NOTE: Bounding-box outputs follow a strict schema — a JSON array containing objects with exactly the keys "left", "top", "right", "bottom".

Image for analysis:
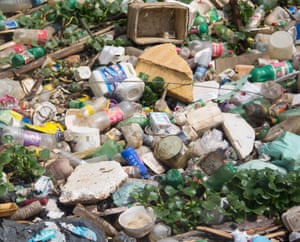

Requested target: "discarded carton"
[
  {"left": 127, "top": 2, "right": 189, "bottom": 45},
  {"left": 59, "top": 161, "right": 128, "bottom": 204},
  {"left": 222, "top": 113, "right": 255, "bottom": 160},
  {"left": 135, "top": 43, "right": 193, "bottom": 103},
  {"left": 186, "top": 102, "right": 224, "bottom": 134}
]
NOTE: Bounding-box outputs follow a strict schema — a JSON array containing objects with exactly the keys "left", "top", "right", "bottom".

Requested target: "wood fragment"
[
  {"left": 196, "top": 226, "right": 233, "bottom": 239},
  {"left": 73, "top": 203, "right": 118, "bottom": 237},
  {"left": 265, "top": 230, "right": 288, "bottom": 239}
]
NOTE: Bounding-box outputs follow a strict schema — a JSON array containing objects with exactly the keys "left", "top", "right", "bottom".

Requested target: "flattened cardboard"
[{"left": 135, "top": 43, "right": 193, "bottom": 103}]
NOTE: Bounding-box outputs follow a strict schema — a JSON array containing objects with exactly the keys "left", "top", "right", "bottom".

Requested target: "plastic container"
[
  {"left": 87, "top": 101, "right": 138, "bottom": 132},
  {"left": 13, "top": 26, "right": 56, "bottom": 45},
  {"left": 11, "top": 47, "right": 46, "bottom": 68},
  {"left": 77, "top": 96, "right": 108, "bottom": 117},
  {"left": 0, "top": 0, "right": 47, "bottom": 13},
  {"left": 268, "top": 31, "right": 294, "bottom": 60},
  {"left": 264, "top": 6, "right": 290, "bottom": 26},
  {"left": 65, "top": 127, "right": 100, "bottom": 152},
  {"left": 118, "top": 206, "right": 156, "bottom": 238},
  {"left": 0, "top": 19, "right": 18, "bottom": 31},
  {"left": 248, "top": 60, "right": 294, "bottom": 82},
  {"left": 0, "top": 126, "right": 61, "bottom": 150},
  {"left": 89, "top": 62, "right": 137, "bottom": 97},
  {"left": 113, "top": 77, "right": 145, "bottom": 102},
  {"left": 121, "top": 146, "right": 149, "bottom": 178},
  {"left": 0, "top": 44, "right": 28, "bottom": 60}
]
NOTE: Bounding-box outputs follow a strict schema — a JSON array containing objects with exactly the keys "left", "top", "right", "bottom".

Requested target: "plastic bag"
[{"left": 259, "top": 132, "right": 300, "bottom": 171}]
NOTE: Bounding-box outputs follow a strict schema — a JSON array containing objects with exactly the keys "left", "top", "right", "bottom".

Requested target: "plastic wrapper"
[{"left": 260, "top": 131, "right": 300, "bottom": 171}]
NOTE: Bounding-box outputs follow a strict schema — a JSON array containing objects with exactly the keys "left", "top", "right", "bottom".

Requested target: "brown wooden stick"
[
  {"left": 265, "top": 230, "right": 288, "bottom": 239},
  {"left": 73, "top": 203, "right": 118, "bottom": 237},
  {"left": 0, "top": 25, "right": 114, "bottom": 79},
  {"left": 196, "top": 226, "right": 233, "bottom": 239}
]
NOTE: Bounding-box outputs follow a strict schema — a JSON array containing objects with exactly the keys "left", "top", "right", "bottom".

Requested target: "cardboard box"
[{"left": 127, "top": 2, "right": 189, "bottom": 45}]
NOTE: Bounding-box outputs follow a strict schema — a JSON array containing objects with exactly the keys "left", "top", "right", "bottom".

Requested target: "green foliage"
[
  {"left": 133, "top": 168, "right": 300, "bottom": 234},
  {"left": 0, "top": 143, "right": 47, "bottom": 196}
]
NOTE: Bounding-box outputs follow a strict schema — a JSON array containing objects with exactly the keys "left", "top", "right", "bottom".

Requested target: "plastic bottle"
[
  {"left": 121, "top": 146, "right": 149, "bottom": 178},
  {"left": 87, "top": 101, "right": 139, "bottom": 132},
  {"left": 13, "top": 26, "right": 56, "bottom": 45},
  {"left": 193, "top": 47, "right": 212, "bottom": 81},
  {"left": 248, "top": 60, "right": 294, "bottom": 82},
  {"left": 48, "top": 0, "right": 82, "bottom": 8},
  {"left": 0, "top": 0, "right": 48, "bottom": 13},
  {"left": 264, "top": 6, "right": 291, "bottom": 26},
  {"left": 213, "top": 24, "right": 236, "bottom": 43},
  {"left": 77, "top": 96, "right": 108, "bottom": 118},
  {"left": 188, "top": 40, "right": 230, "bottom": 58},
  {"left": 246, "top": 5, "right": 265, "bottom": 30},
  {"left": 11, "top": 46, "right": 46, "bottom": 68},
  {"left": 0, "top": 44, "right": 28, "bottom": 60},
  {"left": 205, "top": 162, "right": 236, "bottom": 192},
  {"left": 1, "top": 126, "right": 62, "bottom": 150}
]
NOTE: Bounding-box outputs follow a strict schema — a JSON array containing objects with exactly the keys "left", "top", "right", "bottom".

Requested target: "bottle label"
[
  {"left": 105, "top": 105, "right": 123, "bottom": 125},
  {"left": 271, "top": 61, "right": 293, "bottom": 78},
  {"left": 37, "top": 30, "right": 48, "bottom": 43},
  {"left": 98, "top": 63, "right": 128, "bottom": 93},
  {"left": 3, "top": 20, "right": 18, "bottom": 29},
  {"left": 22, "top": 51, "right": 35, "bottom": 64},
  {"left": 212, "top": 42, "right": 223, "bottom": 57},
  {"left": 23, "top": 130, "right": 42, "bottom": 146},
  {"left": 12, "top": 44, "right": 27, "bottom": 54}
]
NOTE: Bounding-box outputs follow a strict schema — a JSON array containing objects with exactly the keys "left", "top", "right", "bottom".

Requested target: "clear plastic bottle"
[
  {"left": 0, "top": 0, "right": 47, "bottom": 13},
  {"left": 11, "top": 46, "right": 46, "bottom": 68},
  {"left": 13, "top": 26, "right": 56, "bottom": 45},
  {"left": 0, "top": 44, "right": 28, "bottom": 60},
  {"left": 1, "top": 126, "right": 61, "bottom": 150},
  {"left": 246, "top": 5, "right": 265, "bottom": 30},
  {"left": 77, "top": 96, "right": 108, "bottom": 118},
  {"left": 87, "top": 101, "right": 139, "bottom": 132},
  {"left": 193, "top": 47, "right": 212, "bottom": 81},
  {"left": 188, "top": 40, "right": 230, "bottom": 58}
]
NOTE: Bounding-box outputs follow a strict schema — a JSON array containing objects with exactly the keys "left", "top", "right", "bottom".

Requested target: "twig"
[
  {"left": 73, "top": 203, "right": 118, "bottom": 237},
  {"left": 196, "top": 226, "right": 233, "bottom": 239}
]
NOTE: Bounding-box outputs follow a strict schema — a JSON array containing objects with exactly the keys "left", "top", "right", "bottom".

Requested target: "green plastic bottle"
[
  {"left": 160, "top": 169, "right": 183, "bottom": 188},
  {"left": 249, "top": 60, "right": 294, "bottom": 82},
  {"left": 11, "top": 47, "right": 46, "bottom": 68},
  {"left": 206, "top": 162, "right": 236, "bottom": 192}
]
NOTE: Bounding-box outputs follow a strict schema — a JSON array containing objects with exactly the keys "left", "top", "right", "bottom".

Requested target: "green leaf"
[
  {"left": 182, "top": 187, "right": 197, "bottom": 198},
  {"left": 164, "top": 185, "right": 178, "bottom": 197}
]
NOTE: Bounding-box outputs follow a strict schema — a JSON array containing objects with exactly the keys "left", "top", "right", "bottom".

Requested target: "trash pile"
[{"left": 1, "top": 0, "right": 300, "bottom": 241}]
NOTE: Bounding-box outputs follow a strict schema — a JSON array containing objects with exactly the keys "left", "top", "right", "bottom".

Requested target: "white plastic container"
[
  {"left": 268, "top": 31, "right": 294, "bottom": 60},
  {"left": 89, "top": 62, "right": 137, "bottom": 97},
  {"left": 65, "top": 127, "right": 100, "bottom": 152},
  {"left": 118, "top": 206, "right": 156, "bottom": 238}
]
